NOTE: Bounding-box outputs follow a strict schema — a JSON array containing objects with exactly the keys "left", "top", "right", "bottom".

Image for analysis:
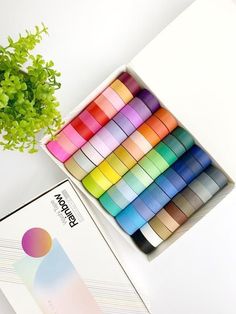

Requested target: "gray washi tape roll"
[
  {"left": 197, "top": 172, "right": 220, "bottom": 195},
  {"left": 172, "top": 194, "right": 196, "bottom": 217},
  {"left": 73, "top": 150, "right": 95, "bottom": 172},
  {"left": 205, "top": 166, "right": 228, "bottom": 188},
  {"left": 188, "top": 179, "right": 212, "bottom": 203},
  {"left": 180, "top": 186, "right": 204, "bottom": 210}
]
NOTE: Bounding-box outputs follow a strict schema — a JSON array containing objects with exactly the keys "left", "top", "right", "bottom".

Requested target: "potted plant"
[{"left": 0, "top": 24, "right": 62, "bottom": 153}]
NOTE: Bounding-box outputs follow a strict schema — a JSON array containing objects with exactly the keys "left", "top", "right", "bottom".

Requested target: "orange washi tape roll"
[
  {"left": 154, "top": 108, "right": 178, "bottom": 132},
  {"left": 145, "top": 115, "right": 169, "bottom": 139},
  {"left": 138, "top": 123, "right": 161, "bottom": 146},
  {"left": 110, "top": 79, "right": 133, "bottom": 104}
]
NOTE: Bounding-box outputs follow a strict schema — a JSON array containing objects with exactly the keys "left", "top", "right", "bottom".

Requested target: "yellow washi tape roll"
[
  {"left": 106, "top": 154, "right": 128, "bottom": 176},
  {"left": 110, "top": 79, "right": 133, "bottom": 103},
  {"left": 114, "top": 146, "right": 136, "bottom": 169},
  {"left": 98, "top": 160, "right": 121, "bottom": 184},
  {"left": 64, "top": 157, "right": 87, "bottom": 181},
  {"left": 82, "top": 174, "right": 105, "bottom": 198}
]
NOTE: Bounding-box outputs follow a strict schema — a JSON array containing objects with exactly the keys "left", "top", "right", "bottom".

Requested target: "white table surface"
[{"left": 5, "top": 1, "right": 235, "bottom": 314}]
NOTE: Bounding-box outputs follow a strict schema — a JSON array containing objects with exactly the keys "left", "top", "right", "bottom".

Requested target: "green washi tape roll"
[
  {"left": 172, "top": 127, "right": 194, "bottom": 150},
  {"left": 138, "top": 156, "right": 161, "bottom": 180},
  {"left": 155, "top": 142, "right": 178, "bottom": 165},
  {"left": 163, "top": 134, "right": 186, "bottom": 157},
  {"left": 123, "top": 171, "right": 146, "bottom": 194},
  {"left": 99, "top": 191, "right": 123, "bottom": 216},
  {"left": 130, "top": 164, "right": 153, "bottom": 188},
  {"left": 146, "top": 150, "right": 169, "bottom": 172},
  {"left": 82, "top": 174, "right": 105, "bottom": 198}
]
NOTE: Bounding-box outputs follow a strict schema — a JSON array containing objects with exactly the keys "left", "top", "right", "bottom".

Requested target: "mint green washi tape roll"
[
  {"left": 123, "top": 170, "right": 146, "bottom": 194},
  {"left": 146, "top": 150, "right": 169, "bottom": 172},
  {"left": 138, "top": 156, "right": 161, "bottom": 180},
  {"left": 172, "top": 127, "right": 194, "bottom": 150},
  {"left": 155, "top": 142, "right": 178, "bottom": 165},
  {"left": 99, "top": 190, "right": 124, "bottom": 216}
]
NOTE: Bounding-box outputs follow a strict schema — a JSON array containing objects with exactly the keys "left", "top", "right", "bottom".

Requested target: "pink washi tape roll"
[
  {"left": 63, "top": 124, "right": 87, "bottom": 147},
  {"left": 46, "top": 140, "right": 70, "bottom": 162},
  {"left": 95, "top": 93, "right": 118, "bottom": 118},
  {"left": 102, "top": 87, "right": 125, "bottom": 111},
  {"left": 79, "top": 111, "right": 102, "bottom": 133}
]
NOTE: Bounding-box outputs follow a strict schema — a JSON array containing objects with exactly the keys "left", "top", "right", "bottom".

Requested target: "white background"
[{"left": 1, "top": 1, "right": 223, "bottom": 313}]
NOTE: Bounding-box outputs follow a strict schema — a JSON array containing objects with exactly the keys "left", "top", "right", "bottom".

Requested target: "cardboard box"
[
  {"left": 41, "top": 0, "right": 236, "bottom": 261},
  {"left": 0, "top": 180, "right": 149, "bottom": 314}
]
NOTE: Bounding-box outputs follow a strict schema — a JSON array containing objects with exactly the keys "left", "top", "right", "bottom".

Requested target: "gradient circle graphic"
[{"left": 22, "top": 228, "right": 52, "bottom": 258}]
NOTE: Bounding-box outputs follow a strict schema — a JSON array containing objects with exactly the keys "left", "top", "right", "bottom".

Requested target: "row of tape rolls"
[{"left": 47, "top": 72, "right": 228, "bottom": 254}]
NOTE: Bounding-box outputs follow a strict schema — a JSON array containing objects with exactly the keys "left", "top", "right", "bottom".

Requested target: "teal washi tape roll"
[
  {"left": 154, "top": 142, "right": 178, "bottom": 165},
  {"left": 172, "top": 127, "right": 194, "bottom": 150},
  {"left": 163, "top": 133, "right": 186, "bottom": 157},
  {"left": 99, "top": 190, "right": 125, "bottom": 216}
]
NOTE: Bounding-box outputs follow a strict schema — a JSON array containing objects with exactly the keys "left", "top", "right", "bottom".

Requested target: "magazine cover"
[{"left": 0, "top": 180, "right": 149, "bottom": 314}]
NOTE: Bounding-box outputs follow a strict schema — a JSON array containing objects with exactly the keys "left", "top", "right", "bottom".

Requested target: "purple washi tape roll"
[
  {"left": 121, "top": 102, "right": 144, "bottom": 128},
  {"left": 129, "top": 97, "right": 152, "bottom": 121},
  {"left": 113, "top": 112, "right": 136, "bottom": 136},
  {"left": 137, "top": 89, "right": 160, "bottom": 113}
]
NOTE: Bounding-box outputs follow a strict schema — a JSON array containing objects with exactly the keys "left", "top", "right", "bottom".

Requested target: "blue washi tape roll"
[
  {"left": 127, "top": 199, "right": 155, "bottom": 221},
  {"left": 113, "top": 111, "right": 136, "bottom": 136},
  {"left": 172, "top": 157, "right": 196, "bottom": 183},
  {"left": 139, "top": 184, "right": 170, "bottom": 214},
  {"left": 105, "top": 120, "right": 127, "bottom": 143},
  {"left": 189, "top": 145, "right": 211, "bottom": 168},
  {"left": 115, "top": 205, "right": 147, "bottom": 235},
  {"left": 116, "top": 179, "right": 138, "bottom": 202},
  {"left": 162, "top": 168, "right": 186, "bottom": 192},
  {"left": 155, "top": 174, "right": 179, "bottom": 198}
]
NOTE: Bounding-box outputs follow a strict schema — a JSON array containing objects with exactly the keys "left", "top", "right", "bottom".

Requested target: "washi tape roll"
[
  {"left": 155, "top": 175, "right": 179, "bottom": 198},
  {"left": 113, "top": 111, "right": 136, "bottom": 135},
  {"left": 121, "top": 102, "right": 144, "bottom": 128},
  {"left": 110, "top": 79, "right": 133, "bottom": 104},
  {"left": 115, "top": 205, "right": 147, "bottom": 235},
  {"left": 164, "top": 202, "right": 188, "bottom": 225},
  {"left": 73, "top": 150, "right": 95, "bottom": 173},
  {"left": 81, "top": 142, "right": 104, "bottom": 166},
  {"left": 114, "top": 146, "right": 137, "bottom": 169},
  {"left": 95, "top": 127, "right": 120, "bottom": 152},
  {"left": 98, "top": 160, "right": 121, "bottom": 184},
  {"left": 64, "top": 157, "right": 87, "bottom": 180},
  {"left": 129, "top": 132, "right": 153, "bottom": 154},
  {"left": 63, "top": 124, "right": 87, "bottom": 148},
  {"left": 138, "top": 123, "right": 161, "bottom": 146},
  {"left": 138, "top": 156, "right": 161, "bottom": 180},
  {"left": 162, "top": 168, "right": 186, "bottom": 192},
  {"left": 46, "top": 136, "right": 71, "bottom": 162},
  {"left": 139, "top": 184, "right": 170, "bottom": 214},
  {"left": 129, "top": 97, "right": 152, "bottom": 121},
  {"left": 117, "top": 72, "right": 141, "bottom": 95},
  {"left": 137, "top": 89, "right": 160, "bottom": 113},
  {"left": 100, "top": 191, "right": 127, "bottom": 216},
  {"left": 190, "top": 145, "right": 211, "bottom": 168},
  {"left": 89, "top": 133, "right": 112, "bottom": 157},
  {"left": 154, "top": 142, "right": 178, "bottom": 165},
  {"left": 154, "top": 108, "right": 178, "bottom": 132},
  {"left": 79, "top": 111, "right": 102, "bottom": 133},
  {"left": 122, "top": 137, "right": 146, "bottom": 161},
  {"left": 197, "top": 172, "right": 220, "bottom": 195},
  {"left": 149, "top": 217, "right": 172, "bottom": 240},
  {"left": 180, "top": 187, "right": 204, "bottom": 212},
  {"left": 145, "top": 150, "right": 169, "bottom": 173},
  {"left": 102, "top": 87, "right": 125, "bottom": 111},
  {"left": 87, "top": 102, "right": 110, "bottom": 125},
  {"left": 163, "top": 133, "right": 186, "bottom": 157},
  {"left": 82, "top": 168, "right": 112, "bottom": 198},
  {"left": 188, "top": 179, "right": 212, "bottom": 203},
  {"left": 123, "top": 171, "right": 146, "bottom": 195},
  {"left": 56, "top": 131, "right": 78, "bottom": 154},
  {"left": 128, "top": 165, "right": 153, "bottom": 190},
  {"left": 71, "top": 116, "right": 95, "bottom": 140},
  {"left": 106, "top": 153, "right": 128, "bottom": 176},
  {"left": 172, "top": 194, "right": 196, "bottom": 217},
  {"left": 205, "top": 166, "right": 228, "bottom": 188},
  {"left": 130, "top": 198, "right": 155, "bottom": 221},
  {"left": 146, "top": 116, "right": 169, "bottom": 139},
  {"left": 156, "top": 209, "right": 180, "bottom": 232},
  {"left": 171, "top": 127, "right": 194, "bottom": 150},
  {"left": 115, "top": 180, "right": 138, "bottom": 203},
  {"left": 131, "top": 224, "right": 158, "bottom": 254}
]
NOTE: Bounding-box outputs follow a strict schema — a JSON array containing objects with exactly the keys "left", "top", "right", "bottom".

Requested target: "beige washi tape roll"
[{"left": 149, "top": 217, "right": 172, "bottom": 240}]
